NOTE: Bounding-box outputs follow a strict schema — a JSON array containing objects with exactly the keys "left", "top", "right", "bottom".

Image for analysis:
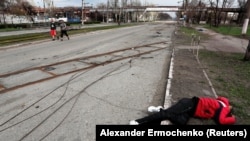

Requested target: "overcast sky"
[{"left": 33, "top": 0, "right": 180, "bottom": 7}]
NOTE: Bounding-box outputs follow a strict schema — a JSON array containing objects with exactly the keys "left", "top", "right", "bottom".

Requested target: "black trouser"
[
  {"left": 135, "top": 98, "right": 197, "bottom": 125},
  {"left": 60, "top": 30, "right": 68, "bottom": 38}
]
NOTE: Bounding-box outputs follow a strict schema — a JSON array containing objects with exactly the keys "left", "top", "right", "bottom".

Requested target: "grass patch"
[
  {"left": 198, "top": 50, "right": 250, "bottom": 123},
  {"left": 203, "top": 24, "right": 250, "bottom": 38},
  {"left": 0, "top": 23, "right": 139, "bottom": 47},
  {"left": 180, "top": 26, "right": 200, "bottom": 36},
  {"left": 0, "top": 28, "right": 21, "bottom": 32},
  {"left": 0, "top": 32, "right": 50, "bottom": 46},
  {"left": 174, "top": 26, "right": 210, "bottom": 45}
]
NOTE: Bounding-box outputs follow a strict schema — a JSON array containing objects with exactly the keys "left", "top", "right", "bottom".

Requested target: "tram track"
[
  {"left": 0, "top": 41, "right": 171, "bottom": 141},
  {"left": 0, "top": 41, "right": 169, "bottom": 94}
]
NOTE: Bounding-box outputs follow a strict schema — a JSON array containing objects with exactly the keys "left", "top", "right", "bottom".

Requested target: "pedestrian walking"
[
  {"left": 129, "top": 96, "right": 236, "bottom": 125},
  {"left": 50, "top": 18, "right": 57, "bottom": 41},
  {"left": 59, "top": 20, "right": 70, "bottom": 41}
]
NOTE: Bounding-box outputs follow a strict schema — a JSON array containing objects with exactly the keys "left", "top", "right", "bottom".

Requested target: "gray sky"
[{"left": 33, "top": 0, "right": 180, "bottom": 7}]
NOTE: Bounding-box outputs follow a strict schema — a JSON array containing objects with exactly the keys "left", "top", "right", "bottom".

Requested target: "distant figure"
[
  {"left": 50, "top": 19, "right": 57, "bottom": 41},
  {"left": 59, "top": 20, "right": 70, "bottom": 41},
  {"left": 129, "top": 96, "right": 236, "bottom": 125}
]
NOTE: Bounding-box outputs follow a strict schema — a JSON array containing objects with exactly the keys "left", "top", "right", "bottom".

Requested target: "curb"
[{"left": 161, "top": 47, "right": 175, "bottom": 125}]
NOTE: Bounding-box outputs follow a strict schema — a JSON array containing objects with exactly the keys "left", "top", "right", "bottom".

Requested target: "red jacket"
[{"left": 194, "top": 96, "right": 236, "bottom": 125}]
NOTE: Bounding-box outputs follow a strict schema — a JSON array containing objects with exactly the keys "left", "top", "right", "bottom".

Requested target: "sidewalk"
[{"left": 162, "top": 27, "right": 248, "bottom": 125}]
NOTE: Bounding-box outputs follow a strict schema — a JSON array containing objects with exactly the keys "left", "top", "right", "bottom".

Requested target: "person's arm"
[{"left": 218, "top": 107, "right": 236, "bottom": 125}]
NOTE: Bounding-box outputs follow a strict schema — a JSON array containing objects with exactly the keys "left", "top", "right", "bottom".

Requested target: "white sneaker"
[
  {"left": 129, "top": 120, "right": 139, "bottom": 125},
  {"left": 148, "top": 106, "right": 163, "bottom": 113}
]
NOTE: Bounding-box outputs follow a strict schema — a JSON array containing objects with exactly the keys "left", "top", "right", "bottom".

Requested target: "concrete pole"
[
  {"left": 81, "top": 0, "right": 85, "bottom": 25},
  {"left": 243, "top": 1, "right": 250, "bottom": 61},
  {"left": 242, "top": 0, "right": 250, "bottom": 35}
]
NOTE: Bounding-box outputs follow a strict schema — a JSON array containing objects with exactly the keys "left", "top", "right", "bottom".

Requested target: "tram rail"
[{"left": 0, "top": 41, "right": 169, "bottom": 94}]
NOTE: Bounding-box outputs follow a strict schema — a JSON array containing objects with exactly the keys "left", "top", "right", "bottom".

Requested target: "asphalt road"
[{"left": 0, "top": 22, "right": 175, "bottom": 141}]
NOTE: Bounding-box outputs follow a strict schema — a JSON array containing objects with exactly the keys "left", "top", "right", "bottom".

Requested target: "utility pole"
[
  {"left": 81, "top": 0, "right": 84, "bottom": 25},
  {"left": 242, "top": 0, "right": 250, "bottom": 61},
  {"left": 242, "top": 0, "right": 250, "bottom": 35},
  {"left": 43, "top": 0, "right": 46, "bottom": 25},
  {"left": 106, "top": 0, "right": 110, "bottom": 23},
  {"left": 81, "top": 0, "right": 89, "bottom": 26}
]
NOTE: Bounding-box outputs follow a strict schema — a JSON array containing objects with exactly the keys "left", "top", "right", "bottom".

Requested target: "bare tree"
[
  {"left": 242, "top": 0, "right": 250, "bottom": 61},
  {"left": 241, "top": 0, "right": 250, "bottom": 35},
  {"left": 129, "top": 0, "right": 142, "bottom": 22},
  {"left": 0, "top": 0, "right": 11, "bottom": 25},
  {"left": 186, "top": 0, "right": 200, "bottom": 24},
  {"left": 244, "top": 39, "right": 250, "bottom": 61},
  {"left": 207, "top": 0, "right": 234, "bottom": 27},
  {"left": 96, "top": 2, "right": 107, "bottom": 22},
  {"left": 221, "top": 0, "right": 234, "bottom": 24},
  {"left": 129, "top": 0, "right": 141, "bottom": 6},
  {"left": 237, "top": 0, "right": 247, "bottom": 24},
  {"left": 120, "top": 0, "right": 128, "bottom": 23},
  {"left": 9, "top": 0, "right": 35, "bottom": 23}
]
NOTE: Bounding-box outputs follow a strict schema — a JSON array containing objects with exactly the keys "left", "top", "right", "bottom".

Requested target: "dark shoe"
[
  {"left": 67, "top": 36, "right": 70, "bottom": 40},
  {"left": 52, "top": 38, "right": 55, "bottom": 41},
  {"left": 57, "top": 36, "right": 59, "bottom": 40},
  {"left": 61, "top": 39, "right": 63, "bottom": 41}
]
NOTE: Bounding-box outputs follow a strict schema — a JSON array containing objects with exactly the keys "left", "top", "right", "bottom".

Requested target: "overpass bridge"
[
  {"left": 90, "top": 6, "right": 243, "bottom": 20},
  {"left": 31, "top": 5, "right": 245, "bottom": 24},
  {"left": 90, "top": 6, "right": 181, "bottom": 12},
  {"left": 89, "top": 6, "right": 182, "bottom": 21}
]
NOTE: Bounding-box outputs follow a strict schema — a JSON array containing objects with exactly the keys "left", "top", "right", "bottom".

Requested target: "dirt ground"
[{"left": 168, "top": 26, "right": 248, "bottom": 125}]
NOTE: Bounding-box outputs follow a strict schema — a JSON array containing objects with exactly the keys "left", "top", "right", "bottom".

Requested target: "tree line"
[{"left": 0, "top": 0, "right": 249, "bottom": 27}]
